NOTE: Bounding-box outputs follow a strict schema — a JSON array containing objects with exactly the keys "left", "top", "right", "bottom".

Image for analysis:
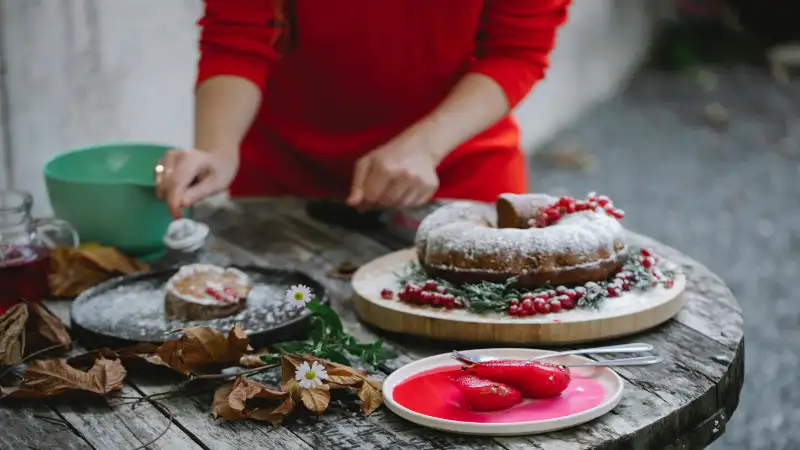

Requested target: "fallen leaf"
[
  {"left": 356, "top": 379, "right": 383, "bottom": 415},
  {"left": 48, "top": 244, "right": 149, "bottom": 297},
  {"left": 67, "top": 344, "right": 169, "bottom": 371},
  {"left": 0, "top": 304, "right": 28, "bottom": 365},
  {"left": 239, "top": 348, "right": 277, "bottom": 368},
  {"left": 77, "top": 245, "right": 149, "bottom": 275},
  {"left": 24, "top": 302, "right": 71, "bottom": 352},
  {"left": 300, "top": 384, "right": 330, "bottom": 414},
  {"left": 87, "top": 357, "right": 126, "bottom": 394},
  {"left": 158, "top": 325, "right": 250, "bottom": 374},
  {"left": 279, "top": 355, "right": 382, "bottom": 414},
  {"left": 4, "top": 357, "right": 126, "bottom": 399},
  {"left": 212, "top": 377, "right": 295, "bottom": 426}
]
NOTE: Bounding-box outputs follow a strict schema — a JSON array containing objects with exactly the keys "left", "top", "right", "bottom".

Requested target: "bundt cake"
[{"left": 414, "top": 193, "right": 628, "bottom": 287}]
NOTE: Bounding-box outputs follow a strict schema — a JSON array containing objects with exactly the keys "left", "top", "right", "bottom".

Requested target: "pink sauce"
[{"left": 392, "top": 366, "right": 608, "bottom": 423}]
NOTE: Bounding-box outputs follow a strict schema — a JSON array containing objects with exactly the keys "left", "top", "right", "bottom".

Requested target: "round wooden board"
[{"left": 353, "top": 248, "right": 686, "bottom": 345}]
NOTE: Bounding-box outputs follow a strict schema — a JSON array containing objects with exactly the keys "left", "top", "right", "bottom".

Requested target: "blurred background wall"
[{"left": 0, "top": 0, "right": 666, "bottom": 216}]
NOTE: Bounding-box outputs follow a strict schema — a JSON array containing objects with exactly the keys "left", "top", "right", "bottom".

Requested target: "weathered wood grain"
[
  {"left": 0, "top": 404, "right": 92, "bottom": 450},
  {"left": 127, "top": 374, "right": 314, "bottom": 450},
  {"left": 55, "top": 385, "right": 200, "bottom": 449}
]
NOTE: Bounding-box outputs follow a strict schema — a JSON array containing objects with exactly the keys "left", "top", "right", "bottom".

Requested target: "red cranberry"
[
  {"left": 640, "top": 248, "right": 652, "bottom": 258},
  {"left": 544, "top": 289, "right": 556, "bottom": 298},
  {"left": 587, "top": 201, "right": 598, "bottom": 210},
  {"left": 565, "top": 289, "right": 577, "bottom": 299},
  {"left": 587, "top": 192, "right": 598, "bottom": 201},
  {"left": 508, "top": 305, "right": 520, "bottom": 316},
  {"left": 521, "top": 299, "right": 534, "bottom": 313},
  {"left": 533, "top": 297, "right": 547, "bottom": 306},
  {"left": 560, "top": 297, "right": 576, "bottom": 310},
  {"left": 607, "top": 287, "right": 621, "bottom": 297},
  {"left": 521, "top": 292, "right": 535, "bottom": 301},
  {"left": 443, "top": 293, "right": 455, "bottom": 305},
  {"left": 574, "top": 286, "right": 587, "bottom": 296},
  {"left": 546, "top": 209, "right": 561, "bottom": 223},
  {"left": 436, "top": 285, "right": 448, "bottom": 294},
  {"left": 509, "top": 298, "right": 520, "bottom": 306},
  {"left": 664, "top": 279, "right": 675, "bottom": 289},
  {"left": 380, "top": 288, "right": 394, "bottom": 300},
  {"left": 431, "top": 293, "right": 444, "bottom": 306},
  {"left": 557, "top": 196, "right": 573, "bottom": 206},
  {"left": 610, "top": 209, "right": 625, "bottom": 219},
  {"left": 423, "top": 280, "right": 438, "bottom": 291},
  {"left": 555, "top": 286, "right": 568, "bottom": 294},
  {"left": 549, "top": 298, "right": 563, "bottom": 313},
  {"left": 454, "top": 298, "right": 465, "bottom": 309},
  {"left": 642, "top": 256, "right": 656, "bottom": 269},
  {"left": 420, "top": 291, "right": 434, "bottom": 304},
  {"left": 597, "top": 195, "right": 610, "bottom": 206},
  {"left": 534, "top": 301, "right": 551, "bottom": 314}
]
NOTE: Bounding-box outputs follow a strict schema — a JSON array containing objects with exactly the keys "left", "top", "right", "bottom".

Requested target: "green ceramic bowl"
[{"left": 44, "top": 143, "right": 186, "bottom": 259}]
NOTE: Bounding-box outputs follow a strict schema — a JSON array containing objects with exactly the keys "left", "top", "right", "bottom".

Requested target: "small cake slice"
[{"left": 164, "top": 264, "right": 251, "bottom": 320}]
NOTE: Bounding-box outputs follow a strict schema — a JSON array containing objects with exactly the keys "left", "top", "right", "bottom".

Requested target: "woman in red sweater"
[{"left": 156, "top": 0, "right": 571, "bottom": 218}]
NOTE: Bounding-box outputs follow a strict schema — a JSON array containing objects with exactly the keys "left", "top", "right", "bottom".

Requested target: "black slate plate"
[{"left": 70, "top": 265, "right": 327, "bottom": 349}]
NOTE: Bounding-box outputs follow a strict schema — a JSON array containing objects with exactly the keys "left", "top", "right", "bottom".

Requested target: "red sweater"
[{"left": 197, "top": 0, "right": 569, "bottom": 202}]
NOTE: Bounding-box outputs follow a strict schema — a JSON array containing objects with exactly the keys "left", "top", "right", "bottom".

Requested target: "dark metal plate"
[{"left": 70, "top": 265, "right": 327, "bottom": 349}]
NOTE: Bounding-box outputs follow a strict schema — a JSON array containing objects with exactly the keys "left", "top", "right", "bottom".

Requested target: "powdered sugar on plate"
[{"left": 71, "top": 267, "right": 321, "bottom": 343}]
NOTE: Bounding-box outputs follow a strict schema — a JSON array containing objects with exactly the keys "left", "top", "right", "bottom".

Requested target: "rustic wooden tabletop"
[{"left": 0, "top": 198, "right": 744, "bottom": 450}]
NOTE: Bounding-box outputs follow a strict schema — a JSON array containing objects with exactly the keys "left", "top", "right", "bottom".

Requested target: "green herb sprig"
[{"left": 262, "top": 299, "right": 396, "bottom": 368}]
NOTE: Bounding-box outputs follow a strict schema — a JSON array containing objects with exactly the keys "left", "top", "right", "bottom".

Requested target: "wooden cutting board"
[{"left": 353, "top": 248, "right": 686, "bottom": 345}]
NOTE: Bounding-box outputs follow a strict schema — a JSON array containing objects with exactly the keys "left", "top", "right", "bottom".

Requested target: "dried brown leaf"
[
  {"left": 4, "top": 357, "right": 126, "bottom": 399},
  {"left": 87, "top": 357, "right": 126, "bottom": 394},
  {"left": 239, "top": 348, "right": 276, "bottom": 368},
  {"left": 357, "top": 379, "right": 383, "bottom": 415},
  {"left": 324, "top": 364, "right": 363, "bottom": 387},
  {"left": 0, "top": 304, "right": 28, "bottom": 365},
  {"left": 157, "top": 325, "right": 250, "bottom": 374},
  {"left": 48, "top": 244, "right": 149, "bottom": 297},
  {"left": 24, "top": 302, "right": 71, "bottom": 352},
  {"left": 211, "top": 377, "right": 294, "bottom": 426},
  {"left": 300, "top": 384, "right": 330, "bottom": 414},
  {"left": 279, "top": 355, "right": 303, "bottom": 385}
]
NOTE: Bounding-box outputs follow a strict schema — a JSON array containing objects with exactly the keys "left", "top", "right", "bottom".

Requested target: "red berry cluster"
[
  {"left": 639, "top": 248, "right": 675, "bottom": 289},
  {"left": 530, "top": 192, "right": 625, "bottom": 228},
  {"left": 205, "top": 286, "right": 239, "bottom": 303},
  {"left": 506, "top": 287, "right": 579, "bottom": 316},
  {"left": 388, "top": 280, "right": 465, "bottom": 310}
]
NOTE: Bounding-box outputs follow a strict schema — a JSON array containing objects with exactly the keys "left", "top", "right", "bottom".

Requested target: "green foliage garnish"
[{"left": 264, "top": 299, "right": 396, "bottom": 368}]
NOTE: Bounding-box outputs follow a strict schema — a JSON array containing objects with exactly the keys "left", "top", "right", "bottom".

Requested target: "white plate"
[{"left": 383, "top": 348, "right": 625, "bottom": 436}]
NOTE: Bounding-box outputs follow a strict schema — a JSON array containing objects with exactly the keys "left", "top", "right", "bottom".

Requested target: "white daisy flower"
[
  {"left": 286, "top": 284, "right": 313, "bottom": 305},
  {"left": 295, "top": 361, "right": 328, "bottom": 389}
]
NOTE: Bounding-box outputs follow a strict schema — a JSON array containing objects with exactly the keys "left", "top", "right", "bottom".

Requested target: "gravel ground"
[{"left": 528, "top": 66, "right": 800, "bottom": 450}]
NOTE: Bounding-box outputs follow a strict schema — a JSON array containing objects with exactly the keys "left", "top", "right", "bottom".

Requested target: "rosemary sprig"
[{"left": 397, "top": 248, "right": 679, "bottom": 313}]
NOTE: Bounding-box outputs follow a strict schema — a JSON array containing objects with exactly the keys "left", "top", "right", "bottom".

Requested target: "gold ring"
[{"left": 154, "top": 164, "right": 166, "bottom": 185}]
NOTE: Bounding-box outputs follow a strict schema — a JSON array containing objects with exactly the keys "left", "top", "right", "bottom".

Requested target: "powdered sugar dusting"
[
  {"left": 72, "top": 268, "right": 316, "bottom": 342},
  {"left": 416, "top": 195, "right": 626, "bottom": 275}
]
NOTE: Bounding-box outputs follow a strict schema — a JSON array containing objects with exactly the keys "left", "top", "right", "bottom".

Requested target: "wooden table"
[{"left": 1, "top": 198, "right": 744, "bottom": 450}]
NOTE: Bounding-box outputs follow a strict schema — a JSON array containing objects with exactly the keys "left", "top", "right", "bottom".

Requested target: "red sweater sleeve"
[
  {"left": 469, "top": 0, "right": 571, "bottom": 108},
  {"left": 196, "top": 0, "right": 288, "bottom": 91}
]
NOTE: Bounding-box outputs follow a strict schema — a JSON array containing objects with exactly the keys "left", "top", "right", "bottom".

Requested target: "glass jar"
[{"left": 0, "top": 190, "right": 78, "bottom": 314}]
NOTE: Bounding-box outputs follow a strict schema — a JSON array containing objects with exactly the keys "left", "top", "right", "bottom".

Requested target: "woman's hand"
[
  {"left": 155, "top": 148, "right": 239, "bottom": 218},
  {"left": 346, "top": 133, "right": 442, "bottom": 211}
]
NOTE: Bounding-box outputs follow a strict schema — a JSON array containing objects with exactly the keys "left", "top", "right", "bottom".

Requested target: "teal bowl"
[{"left": 44, "top": 143, "right": 187, "bottom": 259}]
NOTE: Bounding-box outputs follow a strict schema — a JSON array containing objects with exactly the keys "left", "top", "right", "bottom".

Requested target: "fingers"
[
  {"left": 155, "top": 150, "right": 183, "bottom": 200},
  {"left": 346, "top": 158, "right": 371, "bottom": 207},
  {"left": 182, "top": 175, "right": 223, "bottom": 207}
]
